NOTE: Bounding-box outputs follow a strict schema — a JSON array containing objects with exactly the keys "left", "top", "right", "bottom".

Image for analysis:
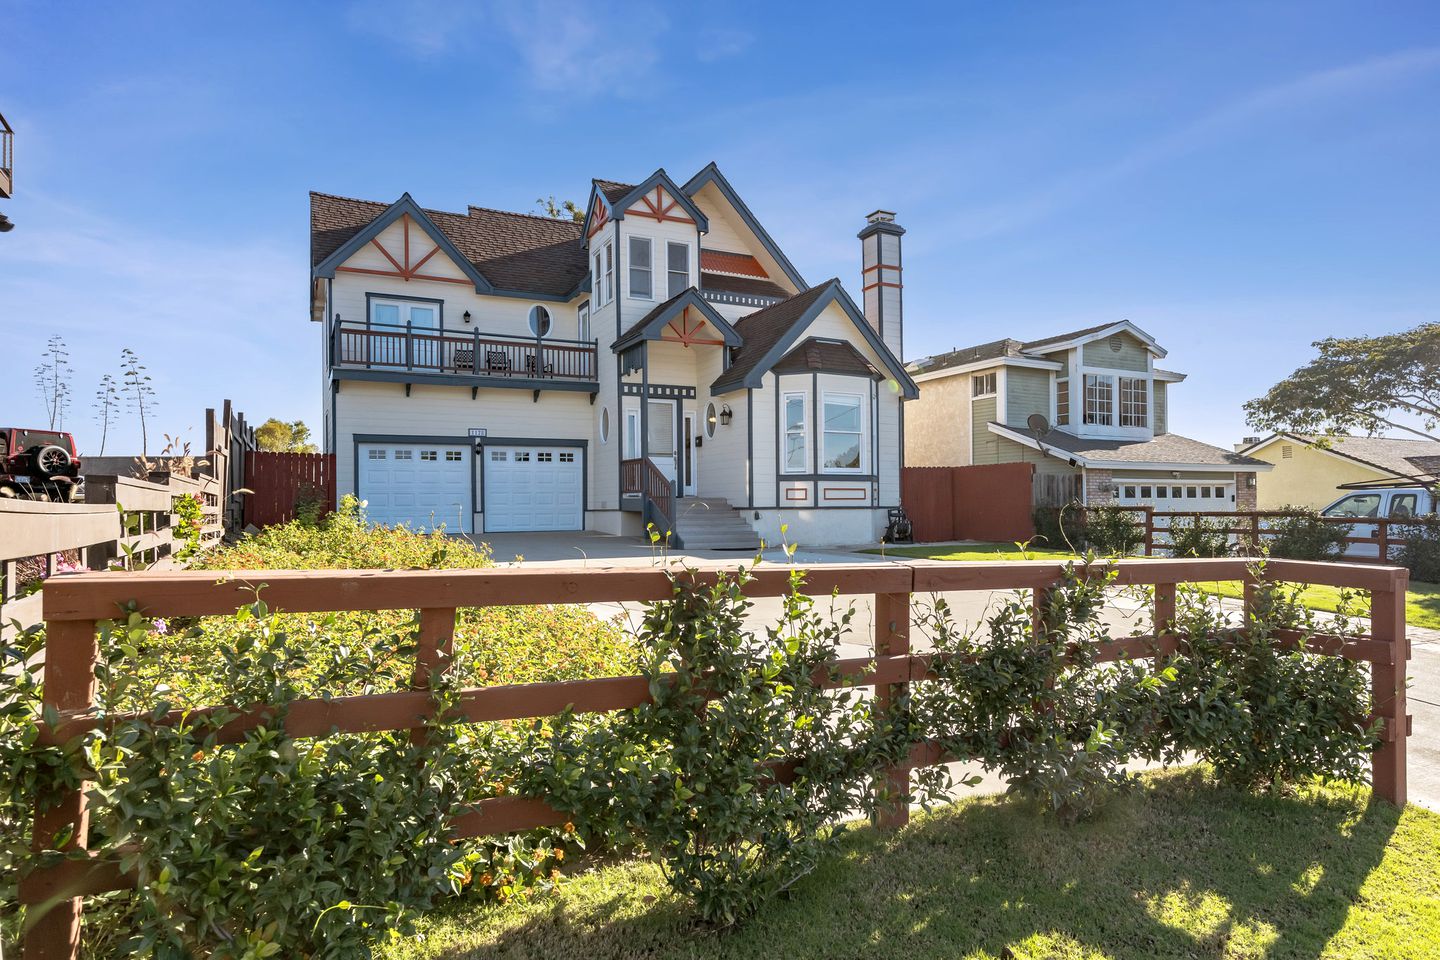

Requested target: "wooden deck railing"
[
  {"left": 332, "top": 320, "right": 597, "bottom": 383},
  {"left": 1103, "top": 507, "right": 1408, "bottom": 562},
  {"left": 19, "top": 558, "right": 1410, "bottom": 958},
  {"left": 620, "top": 456, "right": 677, "bottom": 543}
]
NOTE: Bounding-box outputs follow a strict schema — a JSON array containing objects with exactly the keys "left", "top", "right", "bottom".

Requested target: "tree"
[
  {"left": 93, "top": 374, "right": 119, "bottom": 455},
  {"left": 1245, "top": 322, "right": 1440, "bottom": 442},
  {"left": 535, "top": 195, "right": 584, "bottom": 222},
  {"left": 255, "top": 418, "right": 318, "bottom": 453},
  {"left": 120, "top": 348, "right": 157, "bottom": 457},
  {"left": 33, "top": 335, "right": 71, "bottom": 429}
]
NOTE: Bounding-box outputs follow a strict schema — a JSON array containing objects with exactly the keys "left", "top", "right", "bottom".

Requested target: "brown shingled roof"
[
  {"left": 712, "top": 281, "right": 837, "bottom": 393},
  {"left": 700, "top": 272, "right": 790, "bottom": 301},
  {"left": 772, "top": 338, "right": 880, "bottom": 378},
  {"left": 908, "top": 339, "right": 1026, "bottom": 373},
  {"left": 310, "top": 192, "right": 587, "bottom": 298},
  {"left": 594, "top": 179, "right": 634, "bottom": 204}
]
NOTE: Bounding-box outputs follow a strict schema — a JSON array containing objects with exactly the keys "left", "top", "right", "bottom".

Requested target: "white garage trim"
[
  {"left": 479, "top": 438, "right": 586, "bottom": 532},
  {"left": 355, "top": 436, "right": 474, "bottom": 533}
]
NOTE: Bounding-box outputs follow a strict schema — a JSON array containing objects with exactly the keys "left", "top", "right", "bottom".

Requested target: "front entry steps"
[{"left": 673, "top": 497, "right": 762, "bottom": 551}]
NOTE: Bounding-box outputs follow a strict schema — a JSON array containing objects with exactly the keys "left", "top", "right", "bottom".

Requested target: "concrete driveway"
[{"left": 466, "top": 531, "right": 1438, "bottom": 811}]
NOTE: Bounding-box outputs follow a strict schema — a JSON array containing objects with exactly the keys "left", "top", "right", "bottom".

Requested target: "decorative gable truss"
[
  {"left": 627, "top": 182, "right": 694, "bottom": 226},
  {"left": 314, "top": 193, "right": 493, "bottom": 293}
]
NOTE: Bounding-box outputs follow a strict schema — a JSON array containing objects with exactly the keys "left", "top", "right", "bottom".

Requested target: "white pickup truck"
[{"left": 1319, "top": 486, "right": 1435, "bottom": 559}]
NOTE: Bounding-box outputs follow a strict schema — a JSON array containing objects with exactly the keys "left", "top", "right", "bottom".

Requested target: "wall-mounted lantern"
[
  {"left": 718, "top": 403, "right": 733, "bottom": 427},
  {"left": 463, "top": 310, "right": 472, "bottom": 324}
]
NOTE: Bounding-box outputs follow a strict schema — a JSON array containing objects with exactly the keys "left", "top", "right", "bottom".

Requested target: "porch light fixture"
[
  {"left": 718, "top": 403, "right": 733, "bottom": 426},
  {"left": 1247, "top": 476, "right": 1256, "bottom": 488},
  {"left": 463, "top": 311, "right": 472, "bottom": 324}
]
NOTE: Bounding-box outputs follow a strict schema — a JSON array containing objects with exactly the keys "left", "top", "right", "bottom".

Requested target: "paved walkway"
[{"left": 468, "top": 532, "right": 1437, "bottom": 811}]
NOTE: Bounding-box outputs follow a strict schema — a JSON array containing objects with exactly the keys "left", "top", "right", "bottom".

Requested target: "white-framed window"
[
  {"left": 972, "top": 372, "right": 996, "bottom": 398},
  {"left": 782, "top": 392, "right": 807, "bottom": 473},
  {"left": 628, "top": 236, "right": 653, "bottom": 300},
  {"left": 578, "top": 302, "right": 591, "bottom": 342},
  {"left": 600, "top": 406, "right": 611, "bottom": 444},
  {"left": 705, "top": 402, "right": 717, "bottom": 439},
  {"left": 624, "top": 409, "right": 640, "bottom": 458},
  {"left": 822, "top": 393, "right": 863, "bottom": 472},
  {"left": 667, "top": 242, "right": 690, "bottom": 298},
  {"left": 528, "top": 305, "right": 552, "bottom": 337},
  {"left": 596, "top": 240, "right": 615, "bottom": 305},
  {"left": 369, "top": 297, "right": 438, "bottom": 330},
  {"left": 1084, "top": 374, "right": 1114, "bottom": 426},
  {"left": 1119, "top": 377, "right": 1148, "bottom": 427},
  {"left": 1055, "top": 377, "right": 1070, "bottom": 426}
]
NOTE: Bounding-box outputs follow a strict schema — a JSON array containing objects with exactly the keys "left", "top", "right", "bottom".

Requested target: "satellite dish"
[{"left": 1027, "top": 413, "right": 1051, "bottom": 438}]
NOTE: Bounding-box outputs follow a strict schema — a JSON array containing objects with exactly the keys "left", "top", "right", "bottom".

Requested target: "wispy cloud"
[
  {"left": 345, "top": 0, "right": 670, "bottom": 94},
  {"left": 950, "top": 46, "right": 1440, "bottom": 242}
]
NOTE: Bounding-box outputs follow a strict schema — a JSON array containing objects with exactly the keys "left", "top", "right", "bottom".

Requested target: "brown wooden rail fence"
[
  {"left": 19, "top": 558, "right": 1411, "bottom": 958},
  {"left": 1097, "top": 506, "right": 1408, "bottom": 562}
]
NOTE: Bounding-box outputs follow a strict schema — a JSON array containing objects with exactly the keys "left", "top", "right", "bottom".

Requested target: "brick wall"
[
  {"left": 1235, "top": 471, "right": 1257, "bottom": 511},
  {"left": 1084, "top": 468, "right": 1115, "bottom": 506}
]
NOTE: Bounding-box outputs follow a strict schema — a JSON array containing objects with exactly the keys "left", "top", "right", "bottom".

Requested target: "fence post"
[
  {"left": 1144, "top": 508, "right": 1154, "bottom": 556},
  {"left": 25, "top": 619, "right": 99, "bottom": 960},
  {"left": 874, "top": 591, "right": 911, "bottom": 830},
  {"left": 1371, "top": 572, "right": 1409, "bottom": 806},
  {"left": 411, "top": 608, "right": 457, "bottom": 748}
]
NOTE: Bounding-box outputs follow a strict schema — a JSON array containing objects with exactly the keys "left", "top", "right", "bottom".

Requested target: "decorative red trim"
[
  {"left": 335, "top": 265, "right": 471, "bottom": 285},
  {"left": 862, "top": 281, "right": 903, "bottom": 292},
  {"left": 822, "top": 487, "right": 868, "bottom": 501},
  {"left": 785, "top": 487, "right": 809, "bottom": 501},
  {"left": 660, "top": 306, "right": 725, "bottom": 347},
  {"left": 631, "top": 185, "right": 695, "bottom": 225},
  {"left": 587, "top": 200, "right": 610, "bottom": 239},
  {"left": 371, "top": 237, "right": 405, "bottom": 273},
  {"left": 700, "top": 249, "right": 767, "bottom": 278},
  {"left": 862, "top": 263, "right": 902, "bottom": 274}
]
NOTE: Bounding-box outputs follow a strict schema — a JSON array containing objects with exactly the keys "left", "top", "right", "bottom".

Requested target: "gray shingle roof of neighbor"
[
  {"left": 309, "top": 192, "right": 588, "bottom": 298},
  {"left": 1404, "top": 455, "right": 1440, "bottom": 478},
  {"left": 711, "top": 282, "right": 837, "bottom": 393},
  {"left": 1018, "top": 322, "right": 1121, "bottom": 352},
  {"left": 911, "top": 322, "right": 1157, "bottom": 376},
  {"left": 1006, "top": 426, "right": 1272, "bottom": 467},
  {"left": 1256, "top": 434, "right": 1440, "bottom": 480}
]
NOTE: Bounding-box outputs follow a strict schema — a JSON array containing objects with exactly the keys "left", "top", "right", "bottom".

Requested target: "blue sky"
[{"left": 1, "top": 0, "right": 1437, "bottom": 456}]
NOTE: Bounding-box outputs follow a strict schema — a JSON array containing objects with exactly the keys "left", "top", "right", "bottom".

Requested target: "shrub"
[
  {"left": 1397, "top": 514, "right": 1440, "bottom": 582},
  {"left": 1264, "top": 507, "right": 1350, "bottom": 561},
  {"left": 1165, "top": 515, "right": 1231, "bottom": 558},
  {"left": 1032, "top": 502, "right": 1083, "bottom": 552},
  {"left": 293, "top": 481, "right": 329, "bottom": 526},
  {"left": 1083, "top": 504, "right": 1145, "bottom": 556}
]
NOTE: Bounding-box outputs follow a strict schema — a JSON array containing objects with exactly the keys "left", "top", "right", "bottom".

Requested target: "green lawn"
[
  {"left": 867, "top": 543, "right": 1440, "bottom": 631},
  {"left": 383, "top": 768, "right": 1440, "bottom": 960}
]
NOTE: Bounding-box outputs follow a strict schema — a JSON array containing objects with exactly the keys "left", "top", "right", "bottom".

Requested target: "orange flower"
[
  {"left": 552, "top": 848, "right": 564, "bottom": 861},
  {"left": 479, "top": 872, "right": 493, "bottom": 886},
  {"left": 192, "top": 750, "right": 205, "bottom": 762},
  {"left": 563, "top": 822, "right": 576, "bottom": 834}
]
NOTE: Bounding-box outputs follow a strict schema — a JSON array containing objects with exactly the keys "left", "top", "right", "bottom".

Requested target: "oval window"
[
  {"left": 600, "top": 406, "right": 611, "bottom": 443},
  {"left": 529, "top": 305, "right": 553, "bottom": 337},
  {"left": 705, "top": 402, "right": 717, "bottom": 438}
]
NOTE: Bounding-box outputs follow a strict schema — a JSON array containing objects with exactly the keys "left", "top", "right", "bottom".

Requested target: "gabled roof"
[
  {"left": 711, "top": 279, "right": 917, "bottom": 398},
  {"left": 310, "top": 192, "right": 587, "bottom": 299},
  {"left": 991, "top": 423, "right": 1273, "bottom": 471},
  {"left": 608, "top": 169, "right": 709, "bottom": 232},
  {"left": 683, "top": 162, "right": 807, "bottom": 291},
  {"left": 1241, "top": 432, "right": 1440, "bottom": 481},
  {"left": 594, "top": 179, "right": 634, "bottom": 205},
  {"left": 912, "top": 320, "right": 1168, "bottom": 378},
  {"left": 772, "top": 338, "right": 881, "bottom": 379},
  {"left": 611, "top": 288, "right": 740, "bottom": 351}
]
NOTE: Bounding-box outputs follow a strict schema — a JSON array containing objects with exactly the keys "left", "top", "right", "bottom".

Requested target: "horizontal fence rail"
[
  {"left": 1091, "top": 506, "right": 1411, "bottom": 563},
  {"left": 20, "top": 557, "right": 1411, "bottom": 958}
]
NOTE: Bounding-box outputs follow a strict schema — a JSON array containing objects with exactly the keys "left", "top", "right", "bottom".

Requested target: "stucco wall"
[
  {"left": 1246, "top": 438, "right": 1385, "bottom": 510},
  {"left": 905, "top": 373, "right": 972, "bottom": 466}
]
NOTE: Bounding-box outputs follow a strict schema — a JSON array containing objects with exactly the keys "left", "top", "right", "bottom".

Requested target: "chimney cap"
[{"left": 865, "top": 210, "right": 897, "bottom": 224}]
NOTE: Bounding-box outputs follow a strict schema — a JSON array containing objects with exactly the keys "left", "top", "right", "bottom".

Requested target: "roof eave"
[
  {"left": 312, "top": 193, "right": 496, "bottom": 295},
  {"left": 682, "top": 162, "right": 808, "bottom": 291},
  {"left": 987, "top": 422, "right": 1275, "bottom": 472}
]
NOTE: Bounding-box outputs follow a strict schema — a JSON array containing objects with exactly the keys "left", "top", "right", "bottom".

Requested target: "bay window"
[
  {"left": 1083, "top": 374, "right": 1114, "bottom": 426},
  {"left": 822, "top": 393, "right": 863, "bottom": 471},
  {"left": 783, "top": 392, "right": 807, "bottom": 473},
  {"left": 1119, "top": 377, "right": 1148, "bottom": 427},
  {"left": 1083, "top": 372, "right": 1151, "bottom": 430}
]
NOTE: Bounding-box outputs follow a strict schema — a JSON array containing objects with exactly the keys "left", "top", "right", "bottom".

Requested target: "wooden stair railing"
[{"left": 620, "top": 457, "right": 679, "bottom": 547}]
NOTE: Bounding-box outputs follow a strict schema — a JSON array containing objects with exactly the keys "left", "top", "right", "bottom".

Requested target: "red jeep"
[{"left": 0, "top": 427, "right": 84, "bottom": 501}]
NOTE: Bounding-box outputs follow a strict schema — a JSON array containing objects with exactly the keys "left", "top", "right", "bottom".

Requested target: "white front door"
[
  {"left": 647, "top": 400, "right": 677, "bottom": 485},
  {"left": 358, "top": 442, "right": 471, "bottom": 533},
  {"left": 483, "top": 445, "right": 584, "bottom": 532},
  {"left": 681, "top": 411, "right": 698, "bottom": 497}
]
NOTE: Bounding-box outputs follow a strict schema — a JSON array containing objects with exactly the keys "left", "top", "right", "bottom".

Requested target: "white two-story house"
[
  {"left": 904, "top": 321, "right": 1271, "bottom": 511},
  {"left": 310, "top": 165, "right": 915, "bottom": 547}
]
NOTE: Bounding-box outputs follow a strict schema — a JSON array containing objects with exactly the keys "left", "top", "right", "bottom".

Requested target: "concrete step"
[{"left": 672, "top": 496, "right": 761, "bottom": 550}]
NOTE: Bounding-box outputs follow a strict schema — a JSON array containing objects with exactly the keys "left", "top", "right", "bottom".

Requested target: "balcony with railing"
[
  {"left": 330, "top": 318, "right": 598, "bottom": 390},
  {"left": 1, "top": 112, "right": 13, "bottom": 199}
]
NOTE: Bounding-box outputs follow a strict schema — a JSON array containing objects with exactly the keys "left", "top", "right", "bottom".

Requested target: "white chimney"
[{"left": 858, "top": 210, "right": 904, "bottom": 359}]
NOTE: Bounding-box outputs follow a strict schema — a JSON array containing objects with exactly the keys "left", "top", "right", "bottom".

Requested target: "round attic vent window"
[{"left": 1108, "top": 335, "right": 1123, "bottom": 353}]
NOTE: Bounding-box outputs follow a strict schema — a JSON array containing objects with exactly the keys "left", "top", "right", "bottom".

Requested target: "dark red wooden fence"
[
  {"left": 901, "top": 463, "right": 1036, "bottom": 542},
  {"left": 242, "top": 452, "right": 336, "bottom": 527}
]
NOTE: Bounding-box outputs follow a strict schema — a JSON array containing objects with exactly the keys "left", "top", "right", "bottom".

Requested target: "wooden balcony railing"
[
  {"left": 331, "top": 320, "right": 597, "bottom": 383},
  {"left": 18, "top": 557, "right": 1411, "bottom": 957},
  {"left": 621, "top": 456, "right": 677, "bottom": 544},
  {"left": 0, "top": 111, "right": 13, "bottom": 199}
]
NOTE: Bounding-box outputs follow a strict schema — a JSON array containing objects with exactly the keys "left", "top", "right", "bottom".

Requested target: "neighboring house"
[
  {"left": 1237, "top": 433, "right": 1440, "bottom": 509},
  {"left": 904, "top": 321, "right": 1271, "bottom": 510},
  {"left": 310, "top": 165, "right": 915, "bottom": 547}
]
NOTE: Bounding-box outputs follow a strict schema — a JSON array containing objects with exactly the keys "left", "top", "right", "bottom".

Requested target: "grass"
[
  {"left": 381, "top": 768, "right": 1440, "bottom": 960},
  {"left": 870, "top": 543, "right": 1440, "bottom": 631}
]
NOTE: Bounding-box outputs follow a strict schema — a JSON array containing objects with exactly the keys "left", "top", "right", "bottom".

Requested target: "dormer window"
[
  {"left": 667, "top": 242, "right": 690, "bottom": 298},
  {"left": 628, "top": 236, "right": 653, "bottom": 299},
  {"left": 594, "top": 240, "right": 614, "bottom": 306}
]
